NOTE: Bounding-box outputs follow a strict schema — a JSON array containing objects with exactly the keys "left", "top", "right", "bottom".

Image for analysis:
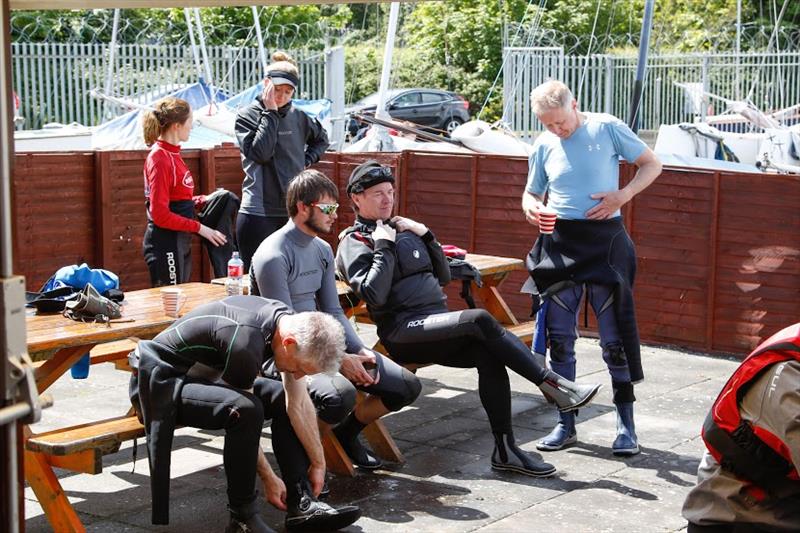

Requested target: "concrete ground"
[{"left": 23, "top": 335, "right": 740, "bottom": 533}]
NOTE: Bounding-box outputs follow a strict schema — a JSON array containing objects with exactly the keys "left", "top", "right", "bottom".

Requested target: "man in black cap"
[{"left": 336, "top": 160, "right": 602, "bottom": 478}]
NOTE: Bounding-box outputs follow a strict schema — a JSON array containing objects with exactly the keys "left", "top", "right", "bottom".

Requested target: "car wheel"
[{"left": 444, "top": 118, "right": 463, "bottom": 135}]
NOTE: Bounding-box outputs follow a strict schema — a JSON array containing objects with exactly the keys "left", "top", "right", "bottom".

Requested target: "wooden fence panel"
[
  {"left": 712, "top": 172, "right": 800, "bottom": 353},
  {"left": 12, "top": 148, "right": 800, "bottom": 356},
  {"left": 13, "top": 152, "right": 97, "bottom": 290}
]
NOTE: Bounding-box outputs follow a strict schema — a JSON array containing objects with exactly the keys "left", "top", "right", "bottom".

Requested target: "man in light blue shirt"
[{"left": 522, "top": 80, "right": 662, "bottom": 456}]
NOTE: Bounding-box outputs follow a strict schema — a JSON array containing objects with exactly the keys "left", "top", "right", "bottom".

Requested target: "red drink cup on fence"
[{"left": 538, "top": 205, "right": 557, "bottom": 235}]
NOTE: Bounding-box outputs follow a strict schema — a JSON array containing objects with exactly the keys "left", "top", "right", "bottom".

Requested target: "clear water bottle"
[{"left": 226, "top": 251, "right": 244, "bottom": 296}]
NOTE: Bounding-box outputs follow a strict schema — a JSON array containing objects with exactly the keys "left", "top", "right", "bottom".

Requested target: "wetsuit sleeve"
[
  {"left": 145, "top": 152, "right": 201, "bottom": 233},
  {"left": 236, "top": 105, "right": 280, "bottom": 165},
  {"left": 253, "top": 253, "right": 295, "bottom": 311},
  {"left": 421, "top": 230, "right": 451, "bottom": 285},
  {"left": 337, "top": 232, "right": 396, "bottom": 307},
  {"left": 317, "top": 245, "right": 363, "bottom": 353},
  {"left": 303, "top": 116, "right": 329, "bottom": 168}
]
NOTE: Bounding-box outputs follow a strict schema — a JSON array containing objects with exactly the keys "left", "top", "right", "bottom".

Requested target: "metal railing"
[
  {"left": 12, "top": 43, "right": 327, "bottom": 129},
  {"left": 503, "top": 48, "right": 800, "bottom": 140}
]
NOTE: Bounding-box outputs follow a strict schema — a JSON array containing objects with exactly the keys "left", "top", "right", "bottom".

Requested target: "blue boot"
[
  {"left": 612, "top": 402, "right": 640, "bottom": 456},
  {"left": 536, "top": 411, "right": 577, "bottom": 451}
]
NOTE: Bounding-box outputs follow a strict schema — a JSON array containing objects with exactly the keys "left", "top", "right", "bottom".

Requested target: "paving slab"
[{"left": 24, "top": 338, "right": 741, "bottom": 532}]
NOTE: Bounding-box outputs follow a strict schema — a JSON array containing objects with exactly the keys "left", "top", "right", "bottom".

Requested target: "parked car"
[{"left": 346, "top": 88, "right": 470, "bottom": 138}]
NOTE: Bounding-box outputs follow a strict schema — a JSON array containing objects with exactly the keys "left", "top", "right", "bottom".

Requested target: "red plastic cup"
[{"left": 538, "top": 206, "right": 557, "bottom": 235}]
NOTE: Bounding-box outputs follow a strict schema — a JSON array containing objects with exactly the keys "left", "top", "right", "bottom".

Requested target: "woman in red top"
[{"left": 142, "top": 97, "right": 226, "bottom": 286}]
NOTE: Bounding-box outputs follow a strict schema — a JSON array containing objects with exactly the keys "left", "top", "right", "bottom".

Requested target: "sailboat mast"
[
  {"left": 375, "top": 2, "right": 400, "bottom": 120},
  {"left": 627, "top": 0, "right": 655, "bottom": 133}
]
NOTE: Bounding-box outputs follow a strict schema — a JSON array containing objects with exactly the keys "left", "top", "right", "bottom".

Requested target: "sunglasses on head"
[
  {"left": 364, "top": 166, "right": 393, "bottom": 180},
  {"left": 311, "top": 202, "right": 339, "bottom": 215}
]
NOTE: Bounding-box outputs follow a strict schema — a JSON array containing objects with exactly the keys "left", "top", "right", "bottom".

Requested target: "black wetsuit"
[
  {"left": 336, "top": 217, "right": 551, "bottom": 434},
  {"left": 131, "top": 295, "right": 319, "bottom": 524}
]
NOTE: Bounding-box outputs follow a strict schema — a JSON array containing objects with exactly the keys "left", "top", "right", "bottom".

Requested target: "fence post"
[
  {"left": 604, "top": 56, "right": 613, "bottom": 114},
  {"left": 94, "top": 151, "right": 113, "bottom": 269},
  {"left": 701, "top": 55, "right": 710, "bottom": 122},
  {"left": 706, "top": 171, "right": 721, "bottom": 351}
]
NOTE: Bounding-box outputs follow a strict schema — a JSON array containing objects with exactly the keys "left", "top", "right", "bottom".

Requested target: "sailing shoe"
[
  {"left": 491, "top": 432, "right": 557, "bottom": 478},
  {"left": 536, "top": 411, "right": 577, "bottom": 451},
  {"left": 285, "top": 490, "right": 361, "bottom": 532},
  {"left": 612, "top": 402, "right": 640, "bottom": 456},
  {"left": 539, "top": 370, "right": 602, "bottom": 413}
]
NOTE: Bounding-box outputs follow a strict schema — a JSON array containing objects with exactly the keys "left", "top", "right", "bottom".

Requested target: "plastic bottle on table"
[{"left": 226, "top": 251, "right": 244, "bottom": 296}]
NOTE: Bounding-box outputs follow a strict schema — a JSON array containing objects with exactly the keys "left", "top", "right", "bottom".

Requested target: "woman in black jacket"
[{"left": 234, "top": 51, "right": 329, "bottom": 271}]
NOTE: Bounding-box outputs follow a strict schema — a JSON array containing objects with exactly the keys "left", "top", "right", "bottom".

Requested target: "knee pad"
[
  {"left": 313, "top": 375, "right": 357, "bottom": 425},
  {"left": 611, "top": 381, "right": 635, "bottom": 404},
  {"left": 380, "top": 368, "right": 422, "bottom": 412},
  {"left": 548, "top": 336, "right": 576, "bottom": 365},
  {"left": 602, "top": 343, "right": 628, "bottom": 367}
]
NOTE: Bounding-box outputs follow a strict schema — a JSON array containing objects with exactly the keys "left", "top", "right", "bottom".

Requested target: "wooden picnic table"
[
  {"left": 24, "top": 282, "right": 227, "bottom": 533},
  {"left": 214, "top": 253, "right": 528, "bottom": 475},
  {"left": 26, "top": 254, "right": 528, "bottom": 529}
]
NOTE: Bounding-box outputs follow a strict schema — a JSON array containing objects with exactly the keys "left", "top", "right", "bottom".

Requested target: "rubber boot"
[
  {"left": 536, "top": 411, "right": 577, "bottom": 451},
  {"left": 538, "top": 369, "right": 602, "bottom": 413},
  {"left": 491, "top": 431, "right": 556, "bottom": 478},
  {"left": 333, "top": 412, "right": 382, "bottom": 469},
  {"left": 612, "top": 402, "right": 640, "bottom": 456}
]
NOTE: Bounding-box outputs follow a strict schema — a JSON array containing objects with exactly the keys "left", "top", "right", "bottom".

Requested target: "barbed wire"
[
  {"left": 10, "top": 9, "right": 341, "bottom": 50},
  {"left": 505, "top": 22, "right": 800, "bottom": 55}
]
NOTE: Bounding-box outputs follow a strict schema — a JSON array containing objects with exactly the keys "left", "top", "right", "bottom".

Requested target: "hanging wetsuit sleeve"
[
  {"left": 337, "top": 233, "right": 396, "bottom": 307},
  {"left": 303, "top": 116, "right": 329, "bottom": 168},
  {"left": 421, "top": 230, "right": 451, "bottom": 285},
  {"left": 236, "top": 107, "right": 280, "bottom": 165}
]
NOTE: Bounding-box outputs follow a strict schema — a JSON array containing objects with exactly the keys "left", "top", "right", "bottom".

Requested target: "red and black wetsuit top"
[{"left": 143, "top": 140, "right": 201, "bottom": 233}]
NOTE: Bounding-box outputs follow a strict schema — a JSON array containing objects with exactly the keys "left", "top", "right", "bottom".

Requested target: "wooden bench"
[{"left": 26, "top": 414, "right": 144, "bottom": 475}]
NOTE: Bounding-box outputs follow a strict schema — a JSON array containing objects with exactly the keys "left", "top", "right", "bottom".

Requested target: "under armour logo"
[{"left": 413, "top": 250, "right": 420, "bottom": 259}]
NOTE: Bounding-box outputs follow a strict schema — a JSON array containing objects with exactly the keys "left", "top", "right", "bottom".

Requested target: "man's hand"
[
  {"left": 260, "top": 472, "right": 287, "bottom": 511},
  {"left": 391, "top": 216, "right": 428, "bottom": 237},
  {"left": 308, "top": 463, "right": 326, "bottom": 497},
  {"left": 339, "top": 351, "right": 379, "bottom": 387},
  {"left": 521, "top": 192, "right": 546, "bottom": 226},
  {"left": 586, "top": 189, "right": 632, "bottom": 220},
  {"left": 261, "top": 80, "right": 278, "bottom": 111},
  {"left": 373, "top": 220, "right": 396, "bottom": 243}
]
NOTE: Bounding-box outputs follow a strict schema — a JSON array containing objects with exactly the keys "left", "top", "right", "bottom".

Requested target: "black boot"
[
  {"left": 491, "top": 431, "right": 557, "bottom": 478},
  {"left": 285, "top": 482, "right": 362, "bottom": 532},
  {"left": 333, "top": 412, "right": 382, "bottom": 469},
  {"left": 226, "top": 499, "right": 275, "bottom": 533}
]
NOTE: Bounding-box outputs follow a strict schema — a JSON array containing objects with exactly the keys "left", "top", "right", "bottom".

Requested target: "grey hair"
[
  {"left": 280, "top": 312, "right": 345, "bottom": 375},
  {"left": 530, "top": 80, "right": 574, "bottom": 115}
]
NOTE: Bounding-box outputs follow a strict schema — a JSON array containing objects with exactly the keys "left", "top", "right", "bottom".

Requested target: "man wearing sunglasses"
[
  {"left": 250, "top": 170, "right": 422, "bottom": 475},
  {"left": 336, "top": 160, "right": 602, "bottom": 479}
]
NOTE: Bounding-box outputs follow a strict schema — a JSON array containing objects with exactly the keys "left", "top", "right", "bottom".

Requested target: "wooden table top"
[{"left": 26, "top": 282, "right": 227, "bottom": 359}]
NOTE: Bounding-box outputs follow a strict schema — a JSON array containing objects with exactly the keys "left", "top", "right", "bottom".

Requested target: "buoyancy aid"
[{"left": 702, "top": 322, "right": 800, "bottom": 494}]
